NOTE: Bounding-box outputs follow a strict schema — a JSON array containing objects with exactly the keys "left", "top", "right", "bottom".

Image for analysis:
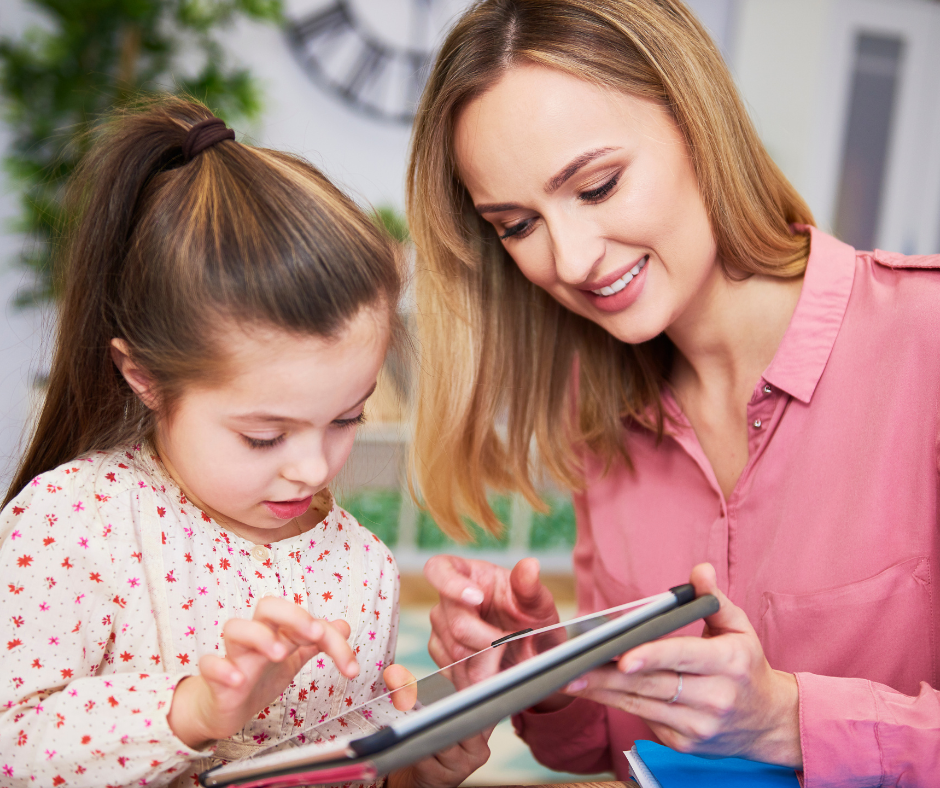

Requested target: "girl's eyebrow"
[
  {"left": 230, "top": 383, "right": 377, "bottom": 425},
  {"left": 474, "top": 146, "right": 621, "bottom": 215}
]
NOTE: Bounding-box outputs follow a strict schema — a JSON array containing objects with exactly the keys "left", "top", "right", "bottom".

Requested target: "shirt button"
[
  {"left": 753, "top": 419, "right": 763, "bottom": 429},
  {"left": 251, "top": 545, "right": 270, "bottom": 562},
  {"left": 763, "top": 385, "right": 772, "bottom": 395}
]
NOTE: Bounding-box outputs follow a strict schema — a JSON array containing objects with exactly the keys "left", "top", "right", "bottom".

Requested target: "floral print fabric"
[{"left": 0, "top": 445, "right": 399, "bottom": 787}]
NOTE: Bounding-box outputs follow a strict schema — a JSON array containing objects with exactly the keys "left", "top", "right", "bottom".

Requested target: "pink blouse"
[{"left": 514, "top": 227, "right": 940, "bottom": 787}]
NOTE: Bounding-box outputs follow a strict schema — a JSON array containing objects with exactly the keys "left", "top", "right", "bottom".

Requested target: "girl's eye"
[
  {"left": 333, "top": 412, "right": 366, "bottom": 429},
  {"left": 241, "top": 434, "right": 286, "bottom": 450},
  {"left": 499, "top": 218, "right": 535, "bottom": 241},
  {"left": 579, "top": 174, "right": 620, "bottom": 204}
]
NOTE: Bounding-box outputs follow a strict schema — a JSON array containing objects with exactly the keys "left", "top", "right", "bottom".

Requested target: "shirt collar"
[{"left": 761, "top": 225, "right": 856, "bottom": 404}]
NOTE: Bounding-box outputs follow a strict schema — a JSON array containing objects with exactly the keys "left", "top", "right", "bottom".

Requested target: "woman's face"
[{"left": 454, "top": 64, "right": 720, "bottom": 344}]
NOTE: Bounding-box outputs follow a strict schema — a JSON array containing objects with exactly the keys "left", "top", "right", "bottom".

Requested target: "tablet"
[{"left": 200, "top": 585, "right": 719, "bottom": 788}]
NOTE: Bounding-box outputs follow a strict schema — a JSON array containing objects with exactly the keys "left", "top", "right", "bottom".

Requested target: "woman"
[{"left": 406, "top": 0, "right": 940, "bottom": 785}]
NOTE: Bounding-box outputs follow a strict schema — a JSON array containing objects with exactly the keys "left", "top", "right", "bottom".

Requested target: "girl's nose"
[
  {"left": 282, "top": 450, "right": 330, "bottom": 490},
  {"left": 548, "top": 215, "right": 605, "bottom": 286}
]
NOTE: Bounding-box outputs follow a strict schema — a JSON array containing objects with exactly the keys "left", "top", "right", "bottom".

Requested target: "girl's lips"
[
  {"left": 582, "top": 257, "right": 649, "bottom": 313},
  {"left": 264, "top": 495, "right": 313, "bottom": 520}
]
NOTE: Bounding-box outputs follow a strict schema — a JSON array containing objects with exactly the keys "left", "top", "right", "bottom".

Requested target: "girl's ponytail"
[
  {"left": 4, "top": 101, "right": 212, "bottom": 506},
  {"left": 5, "top": 97, "right": 400, "bottom": 507}
]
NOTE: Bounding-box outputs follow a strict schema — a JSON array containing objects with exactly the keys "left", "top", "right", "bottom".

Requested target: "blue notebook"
[{"left": 625, "top": 740, "right": 801, "bottom": 787}]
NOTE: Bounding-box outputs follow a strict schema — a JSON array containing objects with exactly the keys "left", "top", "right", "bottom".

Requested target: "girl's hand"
[
  {"left": 425, "top": 555, "right": 560, "bottom": 688},
  {"left": 167, "top": 596, "right": 359, "bottom": 749},
  {"left": 563, "top": 563, "right": 802, "bottom": 768},
  {"left": 382, "top": 662, "right": 492, "bottom": 787},
  {"left": 385, "top": 729, "right": 493, "bottom": 788}
]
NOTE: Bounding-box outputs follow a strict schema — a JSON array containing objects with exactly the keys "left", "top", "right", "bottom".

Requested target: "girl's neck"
[{"left": 666, "top": 266, "right": 804, "bottom": 403}]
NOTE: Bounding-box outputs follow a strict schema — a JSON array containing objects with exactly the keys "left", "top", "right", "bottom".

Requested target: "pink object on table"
[{"left": 514, "top": 227, "right": 940, "bottom": 787}]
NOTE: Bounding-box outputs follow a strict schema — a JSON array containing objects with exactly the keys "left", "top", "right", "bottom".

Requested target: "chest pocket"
[{"left": 758, "top": 556, "right": 934, "bottom": 696}]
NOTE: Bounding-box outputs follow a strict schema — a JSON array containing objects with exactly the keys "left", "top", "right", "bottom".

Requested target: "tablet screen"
[
  {"left": 249, "top": 591, "right": 674, "bottom": 757},
  {"left": 202, "top": 589, "right": 702, "bottom": 786}
]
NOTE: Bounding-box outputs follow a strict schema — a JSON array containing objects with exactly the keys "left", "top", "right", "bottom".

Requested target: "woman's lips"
[
  {"left": 264, "top": 495, "right": 313, "bottom": 520},
  {"left": 582, "top": 256, "right": 649, "bottom": 314}
]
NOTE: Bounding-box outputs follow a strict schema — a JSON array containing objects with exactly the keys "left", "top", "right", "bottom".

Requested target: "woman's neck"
[{"left": 666, "top": 268, "right": 804, "bottom": 401}]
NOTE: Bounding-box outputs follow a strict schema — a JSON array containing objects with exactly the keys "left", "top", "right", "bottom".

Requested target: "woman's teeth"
[{"left": 592, "top": 256, "right": 648, "bottom": 296}]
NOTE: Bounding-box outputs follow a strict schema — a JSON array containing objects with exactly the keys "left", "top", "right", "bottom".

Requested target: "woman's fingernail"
[
  {"left": 271, "top": 642, "right": 286, "bottom": 659},
  {"left": 624, "top": 659, "right": 643, "bottom": 674},
  {"left": 461, "top": 587, "right": 485, "bottom": 605},
  {"left": 566, "top": 678, "right": 588, "bottom": 693}
]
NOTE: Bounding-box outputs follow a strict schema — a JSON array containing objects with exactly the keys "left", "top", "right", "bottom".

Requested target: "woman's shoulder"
[{"left": 852, "top": 247, "right": 940, "bottom": 342}]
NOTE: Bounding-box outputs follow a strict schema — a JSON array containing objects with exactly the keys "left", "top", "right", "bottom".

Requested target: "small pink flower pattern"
[{"left": 0, "top": 446, "right": 399, "bottom": 788}]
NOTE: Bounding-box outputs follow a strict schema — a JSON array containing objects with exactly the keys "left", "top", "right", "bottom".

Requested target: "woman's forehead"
[{"left": 453, "top": 64, "right": 678, "bottom": 198}]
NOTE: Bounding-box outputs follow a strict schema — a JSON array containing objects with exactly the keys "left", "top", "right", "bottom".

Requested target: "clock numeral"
[
  {"left": 340, "top": 41, "right": 392, "bottom": 100},
  {"left": 289, "top": 1, "right": 349, "bottom": 51},
  {"left": 406, "top": 52, "right": 431, "bottom": 108}
]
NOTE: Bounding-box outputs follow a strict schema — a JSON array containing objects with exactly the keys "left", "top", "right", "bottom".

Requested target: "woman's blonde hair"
[{"left": 407, "top": 0, "right": 813, "bottom": 539}]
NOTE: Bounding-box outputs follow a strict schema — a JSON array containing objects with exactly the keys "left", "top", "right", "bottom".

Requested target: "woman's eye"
[
  {"left": 241, "top": 434, "right": 286, "bottom": 450},
  {"left": 333, "top": 412, "right": 366, "bottom": 429},
  {"left": 579, "top": 174, "right": 620, "bottom": 204},
  {"left": 499, "top": 218, "right": 535, "bottom": 241}
]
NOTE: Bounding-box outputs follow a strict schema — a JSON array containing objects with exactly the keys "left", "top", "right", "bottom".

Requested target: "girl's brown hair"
[
  {"left": 407, "top": 0, "right": 814, "bottom": 539},
  {"left": 5, "top": 96, "right": 400, "bottom": 507}
]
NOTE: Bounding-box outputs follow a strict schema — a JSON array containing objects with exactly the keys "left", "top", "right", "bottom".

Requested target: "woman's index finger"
[
  {"left": 619, "top": 634, "right": 734, "bottom": 676},
  {"left": 423, "top": 554, "right": 486, "bottom": 606}
]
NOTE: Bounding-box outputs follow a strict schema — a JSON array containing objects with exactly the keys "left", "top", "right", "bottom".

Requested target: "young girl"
[{"left": 0, "top": 98, "right": 487, "bottom": 788}]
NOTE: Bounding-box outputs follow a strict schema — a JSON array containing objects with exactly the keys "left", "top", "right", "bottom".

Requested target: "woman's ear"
[{"left": 110, "top": 339, "right": 159, "bottom": 410}]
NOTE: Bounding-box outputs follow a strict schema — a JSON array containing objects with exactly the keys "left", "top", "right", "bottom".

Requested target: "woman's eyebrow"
[
  {"left": 474, "top": 146, "right": 621, "bottom": 214},
  {"left": 545, "top": 147, "right": 619, "bottom": 194}
]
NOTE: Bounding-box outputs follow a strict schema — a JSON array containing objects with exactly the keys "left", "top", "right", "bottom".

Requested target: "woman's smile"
[{"left": 581, "top": 255, "right": 649, "bottom": 313}]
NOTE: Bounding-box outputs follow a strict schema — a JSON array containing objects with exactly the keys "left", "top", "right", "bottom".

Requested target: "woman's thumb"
[{"left": 690, "top": 562, "right": 755, "bottom": 636}]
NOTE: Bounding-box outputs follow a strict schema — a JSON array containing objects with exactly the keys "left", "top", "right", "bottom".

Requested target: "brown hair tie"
[{"left": 182, "top": 117, "right": 235, "bottom": 161}]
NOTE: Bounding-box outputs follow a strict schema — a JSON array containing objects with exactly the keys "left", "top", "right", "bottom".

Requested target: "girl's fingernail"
[
  {"left": 624, "top": 659, "right": 643, "bottom": 674},
  {"left": 272, "top": 642, "right": 286, "bottom": 659},
  {"left": 461, "top": 587, "right": 485, "bottom": 605},
  {"left": 566, "top": 678, "right": 588, "bottom": 693}
]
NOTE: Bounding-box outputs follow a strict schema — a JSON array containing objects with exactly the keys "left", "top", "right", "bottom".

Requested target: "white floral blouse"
[{"left": 0, "top": 445, "right": 400, "bottom": 787}]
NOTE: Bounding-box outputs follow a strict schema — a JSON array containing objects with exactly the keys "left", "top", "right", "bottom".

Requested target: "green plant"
[{"left": 0, "top": 0, "right": 283, "bottom": 304}]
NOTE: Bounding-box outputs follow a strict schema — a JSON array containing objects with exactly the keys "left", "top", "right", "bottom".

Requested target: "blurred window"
[{"left": 833, "top": 33, "right": 905, "bottom": 251}]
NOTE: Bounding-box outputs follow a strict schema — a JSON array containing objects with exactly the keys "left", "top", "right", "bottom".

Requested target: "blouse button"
[
  {"left": 753, "top": 419, "right": 763, "bottom": 429},
  {"left": 763, "top": 385, "right": 772, "bottom": 395},
  {"left": 251, "top": 545, "right": 270, "bottom": 562}
]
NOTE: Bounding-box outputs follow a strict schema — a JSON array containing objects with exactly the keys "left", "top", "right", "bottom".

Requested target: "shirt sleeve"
[
  {"left": 511, "top": 489, "right": 613, "bottom": 775},
  {"left": 797, "top": 673, "right": 940, "bottom": 786},
  {"left": 0, "top": 472, "right": 205, "bottom": 787}
]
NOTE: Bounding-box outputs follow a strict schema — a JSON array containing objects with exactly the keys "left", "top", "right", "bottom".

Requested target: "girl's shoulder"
[
  {"left": 2, "top": 444, "right": 160, "bottom": 530},
  {"left": 328, "top": 503, "right": 398, "bottom": 571}
]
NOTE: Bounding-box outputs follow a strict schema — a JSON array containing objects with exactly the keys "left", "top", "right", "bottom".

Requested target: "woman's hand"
[
  {"left": 424, "top": 555, "right": 560, "bottom": 688},
  {"left": 167, "top": 596, "right": 359, "bottom": 749},
  {"left": 563, "top": 563, "right": 802, "bottom": 767}
]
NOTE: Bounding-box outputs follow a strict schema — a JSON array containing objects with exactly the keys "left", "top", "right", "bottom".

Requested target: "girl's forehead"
[{"left": 196, "top": 308, "right": 389, "bottom": 415}]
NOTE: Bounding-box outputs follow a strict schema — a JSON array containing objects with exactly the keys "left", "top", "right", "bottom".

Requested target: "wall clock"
[{"left": 285, "top": 0, "right": 470, "bottom": 124}]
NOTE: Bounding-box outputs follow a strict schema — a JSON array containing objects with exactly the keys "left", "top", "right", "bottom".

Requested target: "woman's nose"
[{"left": 548, "top": 215, "right": 605, "bottom": 286}]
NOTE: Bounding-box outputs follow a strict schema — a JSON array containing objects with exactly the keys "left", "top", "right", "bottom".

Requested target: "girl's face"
[
  {"left": 153, "top": 307, "right": 389, "bottom": 544},
  {"left": 454, "top": 64, "right": 720, "bottom": 345}
]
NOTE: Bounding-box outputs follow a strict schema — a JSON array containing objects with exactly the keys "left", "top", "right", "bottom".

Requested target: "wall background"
[{"left": 1, "top": 0, "right": 939, "bottom": 493}]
